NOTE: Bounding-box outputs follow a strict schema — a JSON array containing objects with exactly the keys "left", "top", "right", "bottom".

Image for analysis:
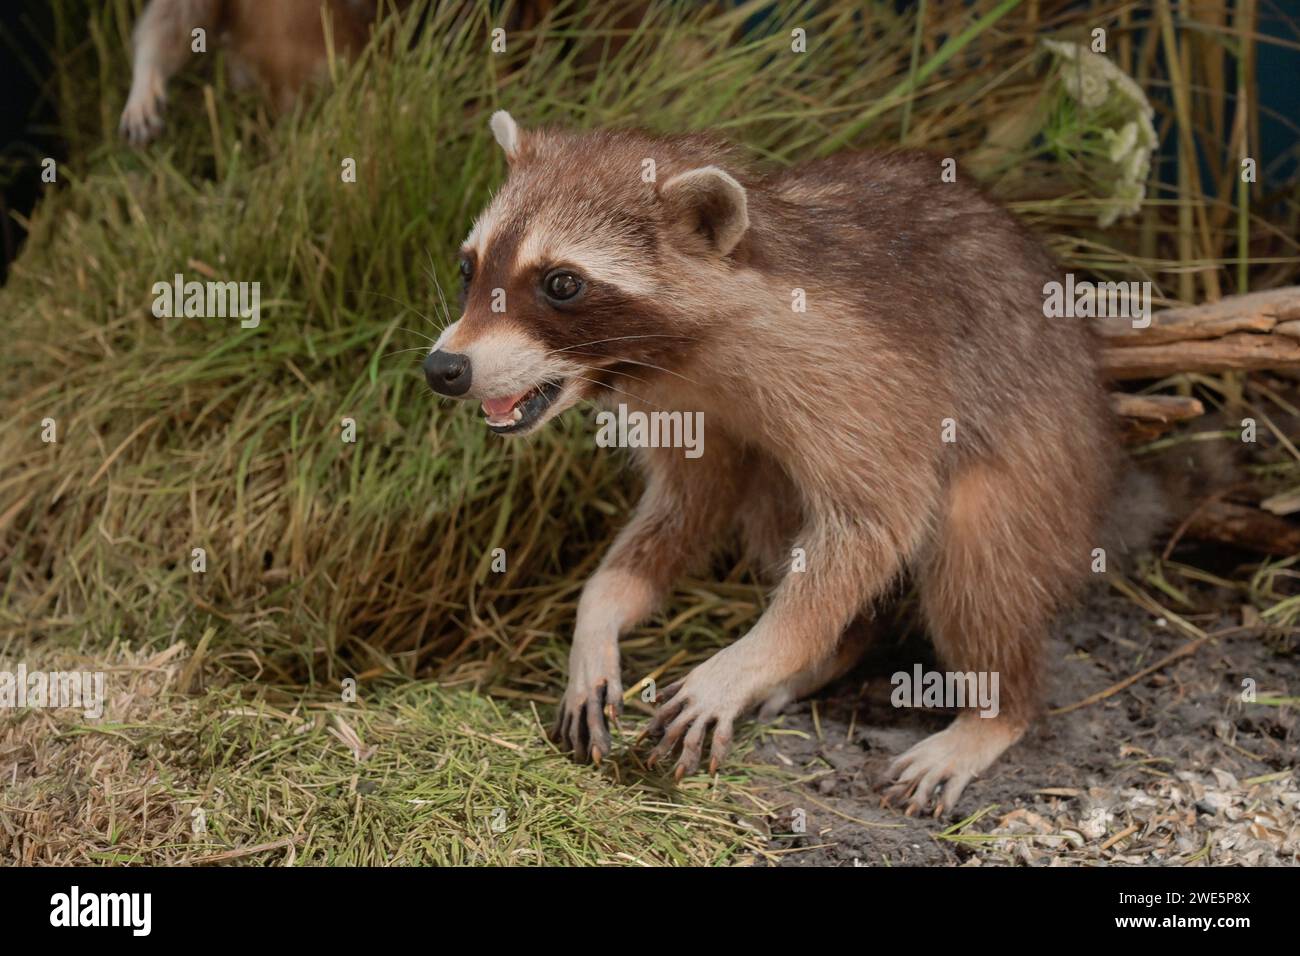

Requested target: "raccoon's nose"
[{"left": 424, "top": 350, "right": 472, "bottom": 396}]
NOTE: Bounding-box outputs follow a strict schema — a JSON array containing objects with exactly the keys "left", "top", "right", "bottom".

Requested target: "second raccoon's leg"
[
  {"left": 884, "top": 460, "right": 1088, "bottom": 816},
  {"left": 120, "top": 0, "right": 221, "bottom": 143},
  {"left": 551, "top": 443, "right": 743, "bottom": 764}
]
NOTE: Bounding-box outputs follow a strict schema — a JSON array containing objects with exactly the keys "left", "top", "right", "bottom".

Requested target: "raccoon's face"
[{"left": 423, "top": 112, "right": 749, "bottom": 437}]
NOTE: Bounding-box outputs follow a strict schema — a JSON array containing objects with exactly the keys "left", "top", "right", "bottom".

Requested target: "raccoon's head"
[{"left": 424, "top": 111, "right": 750, "bottom": 435}]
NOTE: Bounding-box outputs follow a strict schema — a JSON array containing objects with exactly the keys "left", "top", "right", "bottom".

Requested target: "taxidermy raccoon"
[{"left": 423, "top": 111, "right": 1121, "bottom": 815}]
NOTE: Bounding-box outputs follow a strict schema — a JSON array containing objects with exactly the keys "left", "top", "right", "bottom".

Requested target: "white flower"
[
  {"left": 1137, "top": 111, "right": 1158, "bottom": 149},
  {"left": 1122, "top": 146, "right": 1149, "bottom": 184},
  {"left": 1041, "top": 39, "right": 1079, "bottom": 62},
  {"left": 1041, "top": 37, "right": 1157, "bottom": 226},
  {"left": 1105, "top": 122, "right": 1138, "bottom": 163},
  {"left": 1042, "top": 39, "right": 1157, "bottom": 118},
  {"left": 1060, "top": 59, "right": 1110, "bottom": 109}
]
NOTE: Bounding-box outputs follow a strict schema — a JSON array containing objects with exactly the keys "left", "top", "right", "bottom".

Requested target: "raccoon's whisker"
[
  {"left": 380, "top": 347, "right": 431, "bottom": 360},
  {"left": 559, "top": 374, "right": 683, "bottom": 416},
  {"left": 561, "top": 351, "right": 700, "bottom": 387},
  {"left": 425, "top": 248, "right": 454, "bottom": 328},
  {"left": 357, "top": 290, "right": 439, "bottom": 329},
  {"left": 396, "top": 326, "right": 438, "bottom": 345},
  {"left": 565, "top": 363, "right": 651, "bottom": 387},
  {"left": 547, "top": 334, "right": 697, "bottom": 355}
]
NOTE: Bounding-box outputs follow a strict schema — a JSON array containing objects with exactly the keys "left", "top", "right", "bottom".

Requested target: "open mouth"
[{"left": 480, "top": 381, "right": 564, "bottom": 433}]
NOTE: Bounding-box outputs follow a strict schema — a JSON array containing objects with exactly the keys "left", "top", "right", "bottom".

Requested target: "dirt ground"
[{"left": 752, "top": 590, "right": 1298, "bottom": 866}]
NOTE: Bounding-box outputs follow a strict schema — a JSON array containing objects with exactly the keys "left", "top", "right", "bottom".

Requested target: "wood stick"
[
  {"left": 1103, "top": 330, "right": 1300, "bottom": 380},
  {"left": 1181, "top": 499, "right": 1300, "bottom": 557},
  {"left": 1098, "top": 286, "right": 1300, "bottom": 347},
  {"left": 1111, "top": 393, "right": 1207, "bottom": 444},
  {"left": 1109, "top": 392, "right": 1204, "bottom": 422},
  {"left": 1093, "top": 287, "right": 1300, "bottom": 380}
]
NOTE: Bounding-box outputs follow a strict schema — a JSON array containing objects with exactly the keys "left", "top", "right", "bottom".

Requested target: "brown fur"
[{"left": 434, "top": 116, "right": 1122, "bottom": 814}]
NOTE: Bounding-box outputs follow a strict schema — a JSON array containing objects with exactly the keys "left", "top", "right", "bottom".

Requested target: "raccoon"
[
  {"left": 424, "top": 111, "right": 1121, "bottom": 815},
  {"left": 119, "top": 0, "right": 384, "bottom": 144},
  {"left": 117, "top": 1, "right": 647, "bottom": 145}
]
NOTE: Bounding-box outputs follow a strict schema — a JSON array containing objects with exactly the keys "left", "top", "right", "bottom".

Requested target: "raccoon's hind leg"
[
  {"left": 884, "top": 458, "right": 1094, "bottom": 817},
  {"left": 120, "top": 0, "right": 221, "bottom": 143}
]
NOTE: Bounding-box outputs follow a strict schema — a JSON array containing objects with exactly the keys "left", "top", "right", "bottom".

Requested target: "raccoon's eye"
[{"left": 543, "top": 270, "right": 582, "bottom": 303}]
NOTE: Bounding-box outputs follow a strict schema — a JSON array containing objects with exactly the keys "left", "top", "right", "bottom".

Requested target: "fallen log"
[
  {"left": 1103, "top": 331, "right": 1300, "bottom": 380},
  {"left": 1094, "top": 288, "right": 1300, "bottom": 555},
  {"left": 1098, "top": 286, "right": 1300, "bottom": 380}
]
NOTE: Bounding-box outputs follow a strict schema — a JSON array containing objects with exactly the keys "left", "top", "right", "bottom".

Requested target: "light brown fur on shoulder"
[{"left": 425, "top": 112, "right": 1122, "bottom": 816}]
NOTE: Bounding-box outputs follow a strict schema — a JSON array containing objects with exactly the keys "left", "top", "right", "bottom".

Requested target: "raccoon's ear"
[
  {"left": 659, "top": 166, "right": 749, "bottom": 257},
  {"left": 489, "top": 110, "right": 523, "bottom": 164}
]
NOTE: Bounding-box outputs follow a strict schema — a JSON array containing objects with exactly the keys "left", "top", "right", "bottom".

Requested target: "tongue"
[{"left": 481, "top": 390, "right": 529, "bottom": 417}]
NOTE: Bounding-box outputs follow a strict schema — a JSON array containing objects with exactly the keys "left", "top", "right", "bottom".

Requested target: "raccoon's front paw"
[
  {"left": 119, "top": 71, "right": 167, "bottom": 144},
  {"left": 644, "top": 659, "right": 749, "bottom": 780},
  {"left": 550, "top": 663, "right": 623, "bottom": 765}
]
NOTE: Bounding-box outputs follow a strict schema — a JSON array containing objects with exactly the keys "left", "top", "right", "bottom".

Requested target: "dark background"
[{"left": 1, "top": 0, "right": 59, "bottom": 283}]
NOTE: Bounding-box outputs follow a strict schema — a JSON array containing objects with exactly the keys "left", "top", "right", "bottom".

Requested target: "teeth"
[
  {"left": 484, "top": 406, "right": 524, "bottom": 428},
  {"left": 482, "top": 388, "right": 541, "bottom": 428}
]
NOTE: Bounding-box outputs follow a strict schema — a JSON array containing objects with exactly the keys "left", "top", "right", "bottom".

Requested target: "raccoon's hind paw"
[
  {"left": 881, "top": 713, "right": 1025, "bottom": 818},
  {"left": 120, "top": 71, "right": 167, "bottom": 145}
]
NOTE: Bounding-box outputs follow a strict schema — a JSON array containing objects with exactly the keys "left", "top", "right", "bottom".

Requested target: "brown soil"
[{"left": 755, "top": 590, "right": 1298, "bottom": 866}]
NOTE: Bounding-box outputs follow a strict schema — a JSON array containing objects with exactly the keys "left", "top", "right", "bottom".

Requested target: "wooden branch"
[
  {"left": 1098, "top": 286, "right": 1300, "bottom": 380},
  {"left": 1103, "top": 331, "right": 1300, "bottom": 380},
  {"left": 1099, "top": 286, "right": 1300, "bottom": 346},
  {"left": 1111, "top": 392, "right": 1206, "bottom": 444},
  {"left": 1093, "top": 289, "right": 1300, "bottom": 554},
  {"left": 1110, "top": 392, "right": 1204, "bottom": 422},
  {"left": 1181, "top": 499, "right": 1300, "bottom": 557}
]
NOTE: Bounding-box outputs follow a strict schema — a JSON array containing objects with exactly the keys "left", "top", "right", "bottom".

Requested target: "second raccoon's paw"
[
  {"left": 881, "top": 713, "right": 1025, "bottom": 818},
  {"left": 119, "top": 71, "right": 167, "bottom": 145},
  {"left": 549, "top": 668, "right": 622, "bottom": 765}
]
